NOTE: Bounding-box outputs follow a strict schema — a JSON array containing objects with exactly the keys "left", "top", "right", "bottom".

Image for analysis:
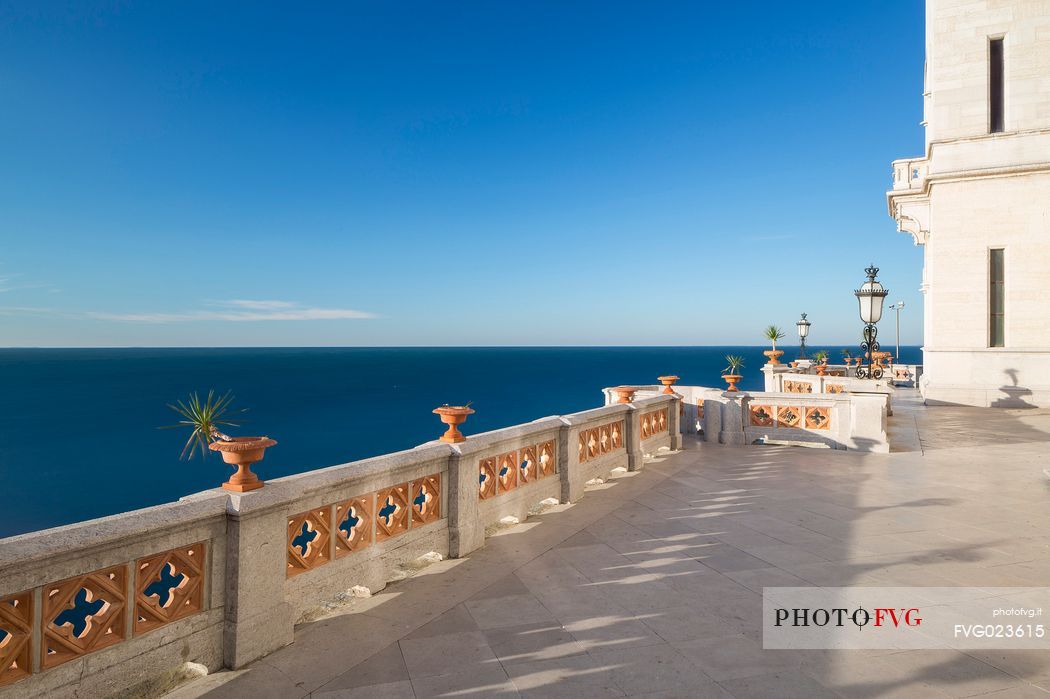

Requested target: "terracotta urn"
[
  {"left": 657, "top": 375, "right": 680, "bottom": 394},
  {"left": 789, "top": 361, "right": 799, "bottom": 369},
  {"left": 815, "top": 363, "right": 828, "bottom": 376},
  {"left": 433, "top": 405, "right": 475, "bottom": 443},
  {"left": 612, "top": 386, "right": 638, "bottom": 404},
  {"left": 763, "top": 350, "right": 784, "bottom": 366},
  {"left": 722, "top": 374, "right": 742, "bottom": 392},
  {"left": 210, "top": 436, "right": 276, "bottom": 493}
]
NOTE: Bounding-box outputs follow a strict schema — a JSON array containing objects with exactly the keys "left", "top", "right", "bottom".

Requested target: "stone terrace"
[{"left": 170, "top": 394, "right": 1050, "bottom": 698}]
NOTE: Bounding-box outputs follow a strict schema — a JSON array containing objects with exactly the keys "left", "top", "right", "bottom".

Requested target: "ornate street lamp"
[
  {"left": 854, "top": 265, "right": 889, "bottom": 379},
  {"left": 796, "top": 313, "right": 811, "bottom": 359}
]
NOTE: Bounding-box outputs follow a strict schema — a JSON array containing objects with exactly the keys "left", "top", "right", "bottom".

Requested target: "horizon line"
[{"left": 0, "top": 343, "right": 923, "bottom": 350}]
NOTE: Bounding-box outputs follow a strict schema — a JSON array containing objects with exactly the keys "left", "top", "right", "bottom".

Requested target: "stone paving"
[{"left": 170, "top": 393, "right": 1050, "bottom": 698}]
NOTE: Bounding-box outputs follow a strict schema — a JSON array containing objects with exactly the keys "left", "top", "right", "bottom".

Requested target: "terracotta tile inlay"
[
  {"left": 411, "top": 473, "right": 442, "bottom": 525},
  {"left": 777, "top": 406, "right": 802, "bottom": 428},
  {"left": 479, "top": 458, "right": 498, "bottom": 500},
  {"left": 805, "top": 406, "right": 831, "bottom": 430},
  {"left": 519, "top": 445, "right": 538, "bottom": 484},
  {"left": 497, "top": 451, "right": 518, "bottom": 493},
  {"left": 640, "top": 408, "right": 669, "bottom": 440},
  {"left": 0, "top": 591, "right": 32, "bottom": 687},
  {"left": 135, "top": 542, "right": 205, "bottom": 635},
  {"left": 43, "top": 565, "right": 127, "bottom": 669},
  {"left": 375, "top": 484, "right": 410, "bottom": 541},
  {"left": 335, "top": 495, "right": 374, "bottom": 557},
  {"left": 287, "top": 507, "right": 332, "bottom": 577},
  {"left": 538, "top": 440, "right": 556, "bottom": 477},
  {"left": 579, "top": 419, "right": 626, "bottom": 463},
  {"left": 750, "top": 404, "right": 774, "bottom": 427}
]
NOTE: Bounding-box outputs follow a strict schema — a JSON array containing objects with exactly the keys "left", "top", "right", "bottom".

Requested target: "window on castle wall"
[
  {"left": 989, "top": 248, "right": 1005, "bottom": 347},
  {"left": 989, "top": 38, "right": 1004, "bottom": 134}
]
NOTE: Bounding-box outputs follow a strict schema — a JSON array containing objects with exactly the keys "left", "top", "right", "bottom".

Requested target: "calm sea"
[{"left": 0, "top": 346, "right": 921, "bottom": 538}]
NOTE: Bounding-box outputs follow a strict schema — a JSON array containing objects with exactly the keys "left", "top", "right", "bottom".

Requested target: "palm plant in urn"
[
  {"left": 762, "top": 325, "right": 786, "bottom": 365},
  {"left": 722, "top": 354, "right": 745, "bottom": 392},
  {"left": 812, "top": 350, "right": 829, "bottom": 376},
  {"left": 163, "top": 390, "right": 275, "bottom": 492}
]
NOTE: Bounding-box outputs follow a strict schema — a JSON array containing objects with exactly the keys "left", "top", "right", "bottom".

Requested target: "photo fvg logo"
[
  {"left": 774, "top": 607, "right": 922, "bottom": 629},
  {"left": 762, "top": 587, "right": 1050, "bottom": 650}
]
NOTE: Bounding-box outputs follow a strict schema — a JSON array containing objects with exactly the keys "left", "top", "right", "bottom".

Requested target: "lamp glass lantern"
[
  {"left": 853, "top": 265, "right": 889, "bottom": 379},
  {"left": 796, "top": 313, "right": 811, "bottom": 359},
  {"left": 855, "top": 267, "right": 888, "bottom": 324}
]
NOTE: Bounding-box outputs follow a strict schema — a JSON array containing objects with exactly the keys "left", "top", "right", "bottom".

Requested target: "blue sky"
[{"left": 0, "top": 1, "right": 925, "bottom": 347}]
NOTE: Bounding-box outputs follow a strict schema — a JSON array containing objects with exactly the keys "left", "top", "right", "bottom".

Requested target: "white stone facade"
[{"left": 887, "top": 0, "right": 1050, "bottom": 407}]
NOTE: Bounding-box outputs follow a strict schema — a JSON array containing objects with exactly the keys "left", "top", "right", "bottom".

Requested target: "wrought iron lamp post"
[
  {"left": 796, "top": 313, "right": 811, "bottom": 359},
  {"left": 854, "top": 265, "right": 889, "bottom": 379},
  {"left": 888, "top": 301, "right": 905, "bottom": 361}
]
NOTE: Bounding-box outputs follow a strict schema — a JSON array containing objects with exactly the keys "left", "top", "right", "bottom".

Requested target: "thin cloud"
[
  {"left": 0, "top": 306, "right": 62, "bottom": 316},
  {"left": 220, "top": 299, "right": 299, "bottom": 310},
  {"left": 88, "top": 300, "right": 377, "bottom": 323}
]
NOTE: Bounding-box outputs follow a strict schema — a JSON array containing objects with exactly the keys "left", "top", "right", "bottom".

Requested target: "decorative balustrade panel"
[
  {"left": 287, "top": 508, "right": 332, "bottom": 577},
  {"left": 335, "top": 496, "right": 374, "bottom": 557},
  {"left": 805, "top": 407, "right": 831, "bottom": 430},
  {"left": 639, "top": 409, "right": 668, "bottom": 440},
  {"left": 784, "top": 380, "right": 813, "bottom": 394},
  {"left": 479, "top": 457, "right": 498, "bottom": 500},
  {"left": 375, "top": 484, "right": 410, "bottom": 542},
  {"left": 578, "top": 420, "right": 624, "bottom": 463},
  {"left": 411, "top": 474, "right": 442, "bottom": 525},
  {"left": 750, "top": 405, "right": 774, "bottom": 427},
  {"left": 825, "top": 383, "right": 846, "bottom": 394},
  {"left": 480, "top": 440, "right": 558, "bottom": 499},
  {"left": 135, "top": 543, "right": 206, "bottom": 634},
  {"left": 288, "top": 475, "right": 445, "bottom": 573},
  {"left": 0, "top": 591, "right": 32, "bottom": 687},
  {"left": 537, "top": 440, "right": 556, "bottom": 478},
  {"left": 42, "top": 565, "right": 127, "bottom": 669},
  {"left": 496, "top": 451, "right": 518, "bottom": 493},
  {"left": 748, "top": 402, "right": 833, "bottom": 432},
  {"left": 777, "top": 406, "right": 802, "bottom": 428},
  {"left": 518, "top": 445, "right": 538, "bottom": 484}
]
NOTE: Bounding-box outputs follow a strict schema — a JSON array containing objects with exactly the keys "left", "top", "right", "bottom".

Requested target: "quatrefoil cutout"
[{"left": 143, "top": 563, "right": 186, "bottom": 609}]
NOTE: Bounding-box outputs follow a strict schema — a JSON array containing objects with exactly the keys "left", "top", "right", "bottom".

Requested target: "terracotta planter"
[
  {"left": 815, "top": 364, "right": 828, "bottom": 376},
  {"left": 722, "top": 374, "right": 742, "bottom": 392},
  {"left": 657, "top": 375, "right": 680, "bottom": 394},
  {"left": 612, "top": 386, "right": 638, "bottom": 404},
  {"left": 763, "top": 350, "right": 784, "bottom": 366},
  {"left": 210, "top": 436, "right": 276, "bottom": 493},
  {"left": 789, "top": 361, "right": 799, "bottom": 369},
  {"left": 433, "top": 405, "right": 475, "bottom": 443}
]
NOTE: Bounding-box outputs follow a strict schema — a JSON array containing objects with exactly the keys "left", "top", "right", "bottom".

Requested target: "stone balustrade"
[
  {"left": 0, "top": 393, "right": 680, "bottom": 698},
  {"left": 608, "top": 383, "right": 890, "bottom": 454},
  {"left": 762, "top": 365, "right": 893, "bottom": 396}
]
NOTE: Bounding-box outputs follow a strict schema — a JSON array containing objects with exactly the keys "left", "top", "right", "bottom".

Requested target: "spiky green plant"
[
  {"left": 841, "top": 348, "right": 852, "bottom": 360},
  {"left": 812, "top": 350, "right": 829, "bottom": 364},
  {"left": 162, "top": 390, "right": 244, "bottom": 460},
  {"left": 762, "top": 325, "right": 786, "bottom": 351},
  {"left": 723, "top": 354, "right": 745, "bottom": 375}
]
